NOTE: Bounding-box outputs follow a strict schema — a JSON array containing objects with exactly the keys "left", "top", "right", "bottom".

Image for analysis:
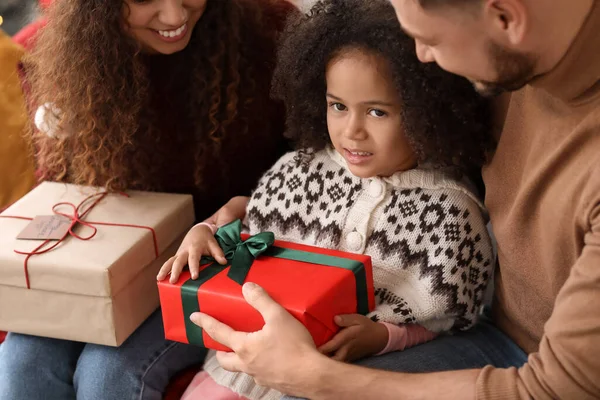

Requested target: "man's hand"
[
  {"left": 190, "top": 282, "right": 327, "bottom": 393},
  {"left": 190, "top": 283, "right": 480, "bottom": 400},
  {"left": 318, "top": 314, "right": 388, "bottom": 362}
]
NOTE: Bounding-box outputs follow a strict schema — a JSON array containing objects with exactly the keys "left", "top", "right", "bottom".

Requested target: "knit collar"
[
  {"left": 529, "top": 3, "right": 600, "bottom": 103},
  {"left": 326, "top": 147, "right": 486, "bottom": 211}
]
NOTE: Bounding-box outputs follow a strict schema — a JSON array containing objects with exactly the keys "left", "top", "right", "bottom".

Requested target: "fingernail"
[
  {"left": 242, "top": 282, "right": 258, "bottom": 295},
  {"left": 334, "top": 315, "right": 342, "bottom": 324},
  {"left": 189, "top": 312, "right": 201, "bottom": 323}
]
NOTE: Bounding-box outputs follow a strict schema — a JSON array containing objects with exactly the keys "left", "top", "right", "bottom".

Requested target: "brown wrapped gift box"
[{"left": 0, "top": 182, "right": 195, "bottom": 346}]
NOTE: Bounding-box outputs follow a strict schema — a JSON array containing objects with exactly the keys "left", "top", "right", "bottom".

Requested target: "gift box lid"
[{"left": 0, "top": 182, "right": 195, "bottom": 297}]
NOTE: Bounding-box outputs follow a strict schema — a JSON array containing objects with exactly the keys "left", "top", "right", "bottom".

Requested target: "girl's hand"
[
  {"left": 318, "top": 314, "right": 388, "bottom": 362},
  {"left": 205, "top": 196, "right": 250, "bottom": 227},
  {"left": 157, "top": 224, "right": 227, "bottom": 283}
]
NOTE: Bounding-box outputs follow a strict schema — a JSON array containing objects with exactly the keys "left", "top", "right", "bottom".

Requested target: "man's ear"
[{"left": 483, "top": 0, "right": 528, "bottom": 47}]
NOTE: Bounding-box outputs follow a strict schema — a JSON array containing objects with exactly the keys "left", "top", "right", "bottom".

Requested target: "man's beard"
[{"left": 471, "top": 41, "right": 537, "bottom": 97}]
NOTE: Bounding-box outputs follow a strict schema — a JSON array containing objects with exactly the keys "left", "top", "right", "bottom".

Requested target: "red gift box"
[{"left": 158, "top": 223, "right": 374, "bottom": 352}]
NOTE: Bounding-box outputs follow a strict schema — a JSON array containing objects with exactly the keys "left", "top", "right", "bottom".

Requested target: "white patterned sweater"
[{"left": 202, "top": 147, "right": 494, "bottom": 400}]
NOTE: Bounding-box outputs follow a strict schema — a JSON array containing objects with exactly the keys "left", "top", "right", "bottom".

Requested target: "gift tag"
[{"left": 17, "top": 215, "right": 72, "bottom": 240}]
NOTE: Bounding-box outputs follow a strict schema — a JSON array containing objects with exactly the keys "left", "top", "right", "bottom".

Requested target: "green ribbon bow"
[{"left": 200, "top": 219, "right": 275, "bottom": 285}]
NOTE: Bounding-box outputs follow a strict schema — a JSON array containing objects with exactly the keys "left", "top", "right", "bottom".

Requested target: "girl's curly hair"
[
  {"left": 27, "top": 0, "right": 283, "bottom": 191},
  {"left": 271, "top": 0, "right": 494, "bottom": 174}
]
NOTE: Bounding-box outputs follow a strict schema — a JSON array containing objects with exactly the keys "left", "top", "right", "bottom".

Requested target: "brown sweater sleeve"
[{"left": 476, "top": 164, "right": 600, "bottom": 400}]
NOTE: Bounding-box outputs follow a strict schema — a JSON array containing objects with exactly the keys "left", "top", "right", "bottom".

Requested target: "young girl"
[
  {"left": 159, "top": 0, "right": 495, "bottom": 398},
  {"left": 0, "top": 1, "right": 296, "bottom": 399}
]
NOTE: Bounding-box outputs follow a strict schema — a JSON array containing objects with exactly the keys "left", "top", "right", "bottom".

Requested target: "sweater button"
[
  {"left": 368, "top": 180, "right": 383, "bottom": 197},
  {"left": 347, "top": 231, "right": 363, "bottom": 251}
]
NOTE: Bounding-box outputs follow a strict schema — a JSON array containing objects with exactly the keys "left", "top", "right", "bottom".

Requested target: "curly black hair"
[{"left": 271, "top": 0, "right": 494, "bottom": 175}]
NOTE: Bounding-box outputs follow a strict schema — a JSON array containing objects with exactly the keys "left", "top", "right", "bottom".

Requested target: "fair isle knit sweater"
[{"left": 203, "top": 147, "right": 494, "bottom": 400}]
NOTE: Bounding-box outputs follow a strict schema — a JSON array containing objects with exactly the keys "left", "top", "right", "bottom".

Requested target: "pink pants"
[{"left": 181, "top": 371, "right": 249, "bottom": 400}]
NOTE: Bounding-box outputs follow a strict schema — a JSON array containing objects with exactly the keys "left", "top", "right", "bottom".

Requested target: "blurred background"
[{"left": 0, "top": 0, "right": 39, "bottom": 36}]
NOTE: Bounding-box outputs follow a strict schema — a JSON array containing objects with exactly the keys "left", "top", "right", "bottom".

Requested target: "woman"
[{"left": 0, "top": 0, "right": 296, "bottom": 399}]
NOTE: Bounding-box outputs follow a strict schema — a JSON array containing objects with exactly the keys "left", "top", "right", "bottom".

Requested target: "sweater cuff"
[
  {"left": 194, "top": 222, "right": 218, "bottom": 235},
  {"left": 404, "top": 323, "right": 438, "bottom": 348},
  {"left": 476, "top": 365, "right": 522, "bottom": 400},
  {"left": 375, "top": 323, "right": 439, "bottom": 356},
  {"left": 376, "top": 323, "right": 408, "bottom": 355}
]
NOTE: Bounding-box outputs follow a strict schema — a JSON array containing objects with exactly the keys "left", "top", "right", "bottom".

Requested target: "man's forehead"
[
  {"left": 392, "top": 0, "right": 477, "bottom": 39},
  {"left": 391, "top": 0, "right": 436, "bottom": 38}
]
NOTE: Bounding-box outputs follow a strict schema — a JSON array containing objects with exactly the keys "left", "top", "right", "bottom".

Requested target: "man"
[{"left": 192, "top": 0, "right": 600, "bottom": 398}]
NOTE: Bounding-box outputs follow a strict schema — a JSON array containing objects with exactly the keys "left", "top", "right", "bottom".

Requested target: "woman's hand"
[{"left": 157, "top": 224, "right": 227, "bottom": 283}]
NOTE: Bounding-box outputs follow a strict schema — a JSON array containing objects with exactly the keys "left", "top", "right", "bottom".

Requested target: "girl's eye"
[
  {"left": 329, "top": 102, "right": 347, "bottom": 112},
  {"left": 369, "top": 109, "right": 387, "bottom": 117}
]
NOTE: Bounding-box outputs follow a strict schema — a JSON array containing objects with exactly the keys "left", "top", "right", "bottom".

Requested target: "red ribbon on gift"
[{"left": 0, "top": 191, "right": 159, "bottom": 289}]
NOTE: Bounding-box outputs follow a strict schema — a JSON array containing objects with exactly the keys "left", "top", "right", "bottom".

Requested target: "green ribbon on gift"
[
  {"left": 181, "top": 220, "right": 369, "bottom": 347},
  {"left": 206, "top": 219, "right": 275, "bottom": 285}
]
